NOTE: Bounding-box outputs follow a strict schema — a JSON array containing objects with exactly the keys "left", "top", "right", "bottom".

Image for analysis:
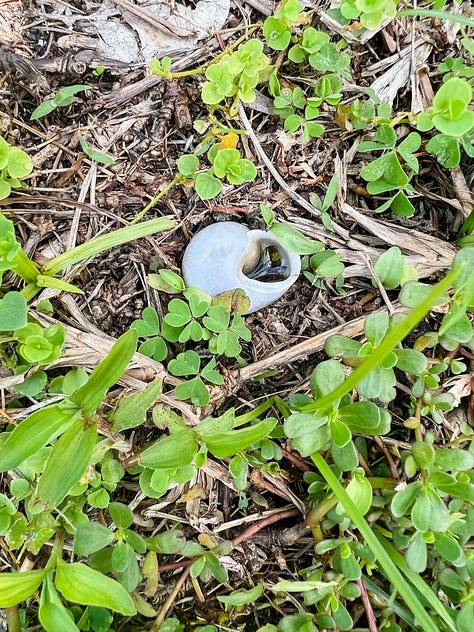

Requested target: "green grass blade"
[
  {"left": 397, "top": 9, "right": 474, "bottom": 28},
  {"left": 42, "top": 217, "right": 175, "bottom": 275}
]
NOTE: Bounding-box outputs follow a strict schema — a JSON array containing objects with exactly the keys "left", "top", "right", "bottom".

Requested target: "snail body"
[{"left": 182, "top": 222, "right": 301, "bottom": 314}]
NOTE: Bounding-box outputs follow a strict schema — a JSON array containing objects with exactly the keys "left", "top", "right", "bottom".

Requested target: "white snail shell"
[{"left": 182, "top": 222, "right": 301, "bottom": 314}]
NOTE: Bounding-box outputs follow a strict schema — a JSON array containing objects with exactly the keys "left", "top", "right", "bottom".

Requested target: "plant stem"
[
  {"left": 5, "top": 606, "right": 21, "bottom": 632},
  {"left": 307, "top": 495, "right": 338, "bottom": 540},
  {"left": 131, "top": 177, "right": 180, "bottom": 224}
]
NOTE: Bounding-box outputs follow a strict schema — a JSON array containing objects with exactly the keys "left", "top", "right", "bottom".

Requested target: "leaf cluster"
[
  {"left": 201, "top": 39, "right": 270, "bottom": 114},
  {"left": 132, "top": 289, "right": 251, "bottom": 405},
  {"left": 417, "top": 77, "right": 474, "bottom": 168},
  {"left": 176, "top": 139, "right": 257, "bottom": 200},
  {"left": 359, "top": 124, "right": 421, "bottom": 216}
]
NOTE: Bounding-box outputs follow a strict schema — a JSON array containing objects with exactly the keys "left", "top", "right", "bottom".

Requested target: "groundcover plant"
[{"left": 0, "top": 1, "right": 473, "bottom": 631}]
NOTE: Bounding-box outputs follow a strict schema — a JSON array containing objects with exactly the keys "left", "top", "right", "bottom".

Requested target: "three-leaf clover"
[
  {"left": 203, "top": 306, "right": 252, "bottom": 357},
  {"left": 168, "top": 350, "right": 224, "bottom": 406}
]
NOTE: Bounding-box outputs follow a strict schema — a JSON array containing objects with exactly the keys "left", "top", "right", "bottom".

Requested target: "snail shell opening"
[{"left": 182, "top": 222, "right": 301, "bottom": 314}]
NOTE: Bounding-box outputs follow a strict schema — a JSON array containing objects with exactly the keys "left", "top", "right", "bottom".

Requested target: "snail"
[{"left": 181, "top": 222, "right": 301, "bottom": 314}]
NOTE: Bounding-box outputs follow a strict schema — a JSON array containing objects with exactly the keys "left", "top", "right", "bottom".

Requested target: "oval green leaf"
[{"left": 55, "top": 560, "right": 136, "bottom": 615}]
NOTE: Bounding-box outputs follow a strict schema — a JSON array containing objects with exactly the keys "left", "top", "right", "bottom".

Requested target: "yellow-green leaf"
[
  {"left": 43, "top": 217, "right": 175, "bottom": 275},
  {"left": 203, "top": 418, "right": 277, "bottom": 458},
  {"left": 0, "top": 404, "right": 78, "bottom": 472},
  {"left": 36, "top": 419, "right": 97, "bottom": 508},
  {"left": 55, "top": 560, "right": 136, "bottom": 615},
  {"left": 39, "top": 574, "right": 79, "bottom": 632},
  {"left": 0, "top": 569, "right": 45, "bottom": 607},
  {"left": 68, "top": 329, "right": 137, "bottom": 415}
]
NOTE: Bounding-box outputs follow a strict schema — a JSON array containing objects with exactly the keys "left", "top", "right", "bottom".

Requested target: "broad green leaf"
[
  {"left": 432, "top": 77, "right": 472, "bottom": 116},
  {"left": 229, "top": 453, "right": 249, "bottom": 491},
  {"left": 310, "top": 360, "right": 345, "bottom": 399},
  {"left": 164, "top": 299, "right": 191, "bottom": 328},
  {"left": 338, "top": 401, "right": 391, "bottom": 435},
  {"left": 390, "top": 190, "right": 416, "bottom": 217},
  {"left": 140, "top": 428, "right": 198, "bottom": 469},
  {"left": 69, "top": 329, "right": 137, "bottom": 414},
  {"left": 217, "top": 582, "right": 263, "bottom": 606},
  {"left": 391, "top": 481, "right": 422, "bottom": 517},
  {"left": 434, "top": 533, "right": 464, "bottom": 565},
  {"left": 147, "top": 269, "right": 185, "bottom": 294},
  {"left": 39, "top": 574, "right": 79, "bottom": 632},
  {"left": 131, "top": 306, "right": 160, "bottom": 336},
  {"left": 438, "top": 568, "right": 465, "bottom": 593},
  {"left": 374, "top": 246, "right": 404, "bottom": 290},
  {"left": 332, "top": 438, "right": 358, "bottom": 471},
  {"left": 0, "top": 291, "right": 27, "bottom": 330},
  {"left": 138, "top": 336, "right": 167, "bottom": 361},
  {"left": 399, "top": 281, "right": 448, "bottom": 308},
  {"left": 364, "top": 311, "right": 389, "bottom": 346},
  {"left": 325, "top": 335, "right": 362, "bottom": 363},
  {"left": 394, "top": 348, "right": 427, "bottom": 375},
  {"left": 146, "top": 530, "right": 186, "bottom": 554},
  {"left": 53, "top": 84, "right": 90, "bottom": 105},
  {"left": 111, "top": 541, "right": 131, "bottom": 573},
  {"left": 426, "top": 134, "right": 461, "bottom": 168},
  {"left": 406, "top": 532, "right": 427, "bottom": 572},
  {"left": 139, "top": 468, "right": 169, "bottom": 498},
  {"left": 361, "top": 153, "right": 389, "bottom": 181},
  {"left": 439, "top": 304, "right": 473, "bottom": 343},
  {"left": 203, "top": 417, "right": 277, "bottom": 458},
  {"left": 412, "top": 442, "right": 435, "bottom": 469},
  {"left": 204, "top": 551, "right": 228, "bottom": 583},
  {"left": 177, "top": 154, "right": 199, "bottom": 176},
  {"left": 74, "top": 522, "right": 115, "bottom": 556},
  {"left": 168, "top": 349, "right": 200, "bottom": 376},
  {"left": 201, "top": 359, "right": 225, "bottom": 384},
  {"left": 340, "top": 468, "right": 372, "bottom": 516},
  {"left": 36, "top": 419, "right": 97, "bottom": 508},
  {"left": 398, "top": 131, "right": 421, "bottom": 158},
  {"left": 457, "top": 602, "right": 474, "bottom": 632},
  {"left": 0, "top": 569, "right": 45, "bottom": 607},
  {"left": 116, "top": 543, "right": 140, "bottom": 591},
  {"left": 284, "top": 413, "right": 327, "bottom": 438},
  {"left": 109, "top": 502, "right": 133, "bottom": 529},
  {"left": 435, "top": 448, "right": 474, "bottom": 471},
  {"left": 195, "top": 171, "right": 222, "bottom": 200},
  {"left": 330, "top": 420, "right": 351, "bottom": 447},
  {"left": 452, "top": 247, "right": 474, "bottom": 303},
  {"left": 270, "top": 222, "right": 323, "bottom": 254},
  {"left": 110, "top": 378, "right": 162, "bottom": 432},
  {"left": 0, "top": 403, "right": 78, "bottom": 471},
  {"left": 55, "top": 560, "right": 136, "bottom": 615},
  {"left": 30, "top": 99, "right": 57, "bottom": 120},
  {"left": 125, "top": 529, "right": 147, "bottom": 554}
]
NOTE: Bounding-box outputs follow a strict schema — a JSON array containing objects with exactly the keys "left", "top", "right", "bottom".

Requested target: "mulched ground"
[{"left": 1, "top": 0, "right": 473, "bottom": 630}]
